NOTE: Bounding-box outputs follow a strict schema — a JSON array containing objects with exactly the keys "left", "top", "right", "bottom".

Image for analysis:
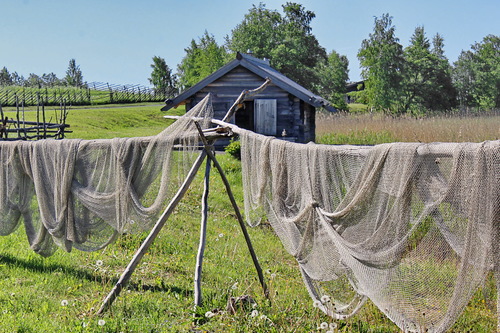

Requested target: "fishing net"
[
  {"left": 240, "top": 129, "right": 499, "bottom": 333},
  {"left": 0, "top": 94, "right": 213, "bottom": 257}
]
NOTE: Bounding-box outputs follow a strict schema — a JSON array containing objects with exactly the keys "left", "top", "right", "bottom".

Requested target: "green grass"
[
  {"left": 0, "top": 104, "right": 497, "bottom": 332},
  {"left": 1, "top": 103, "right": 178, "bottom": 140}
]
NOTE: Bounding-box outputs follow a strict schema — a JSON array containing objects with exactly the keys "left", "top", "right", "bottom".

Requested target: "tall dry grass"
[{"left": 316, "top": 111, "right": 500, "bottom": 143}]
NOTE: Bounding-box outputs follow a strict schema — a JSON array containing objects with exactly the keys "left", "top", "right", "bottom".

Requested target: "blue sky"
[{"left": 1, "top": 0, "right": 498, "bottom": 86}]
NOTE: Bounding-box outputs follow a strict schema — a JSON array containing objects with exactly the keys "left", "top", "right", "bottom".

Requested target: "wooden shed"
[{"left": 161, "top": 52, "right": 334, "bottom": 143}]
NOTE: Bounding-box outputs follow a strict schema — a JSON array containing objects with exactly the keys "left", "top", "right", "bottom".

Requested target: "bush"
[{"left": 224, "top": 138, "right": 241, "bottom": 160}]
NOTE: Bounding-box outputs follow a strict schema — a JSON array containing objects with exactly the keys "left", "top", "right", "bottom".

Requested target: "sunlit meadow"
[{"left": 0, "top": 104, "right": 497, "bottom": 332}]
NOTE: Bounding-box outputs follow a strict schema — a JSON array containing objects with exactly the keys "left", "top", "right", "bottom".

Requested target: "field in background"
[
  {"left": 317, "top": 110, "right": 499, "bottom": 145},
  {"left": 0, "top": 104, "right": 497, "bottom": 332}
]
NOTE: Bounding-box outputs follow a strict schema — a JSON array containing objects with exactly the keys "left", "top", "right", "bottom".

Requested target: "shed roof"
[{"left": 161, "top": 52, "right": 335, "bottom": 112}]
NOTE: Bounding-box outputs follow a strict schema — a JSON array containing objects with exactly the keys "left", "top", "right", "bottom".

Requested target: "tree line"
[
  {"left": 0, "top": 58, "right": 84, "bottom": 89},
  {"left": 150, "top": 3, "right": 499, "bottom": 115}
]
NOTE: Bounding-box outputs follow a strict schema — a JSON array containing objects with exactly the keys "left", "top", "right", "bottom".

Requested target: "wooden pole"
[
  {"left": 221, "top": 78, "right": 271, "bottom": 123},
  {"left": 15, "top": 96, "right": 20, "bottom": 138},
  {"left": 194, "top": 122, "right": 269, "bottom": 298},
  {"left": 194, "top": 157, "right": 212, "bottom": 308},
  {"left": 96, "top": 150, "right": 208, "bottom": 315}
]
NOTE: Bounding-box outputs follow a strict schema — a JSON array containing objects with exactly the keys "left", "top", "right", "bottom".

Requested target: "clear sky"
[{"left": 1, "top": 0, "right": 498, "bottom": 87}]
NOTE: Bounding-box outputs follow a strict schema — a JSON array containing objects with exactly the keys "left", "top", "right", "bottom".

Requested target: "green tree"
[
  {"left": 314, "top": 50, "right": 349, "bottom": 110},
  {"left": 401, "top": 27, "right": 456, "bottom": 114},
  {"left": 453, "top": 35, "right": 500, "bottom": 109},
  {"left": 149, "top": 56, "right": 177, "bottom": 97},
  {"left": 177, "top": 31, "right": 229, "bottom": 90},
  {"left": 453, "top": 50, "right": 476, "bottom": 108},
  {"left": 41, "top": 72, "right": 60, "bottom": 87},
  {"left": 358, "top": 14, "right": 405, "bottom": 114},
  {"left": 226, "top": 2, "right": 326, "bottom": 90},
  {"left": 64, "top": 58, "right": 84, "bottom": 87},
  {"left": 0, "top": 67, "right": 13, "bottom": 86},
  {"left": 10, "top": 72, "right": 24, "bottom": 86},
  {"left": 471, "top": 35, "right": 499, "bottom": 109},
  {"left": 428, "top": 33, "right": 457, "bottom": 111},
  {"left": 27, "top": 73, "right": 43, "bottom": 88}
]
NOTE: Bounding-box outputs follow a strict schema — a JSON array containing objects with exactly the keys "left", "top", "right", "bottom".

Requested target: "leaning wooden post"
[
  {"left": 97, "top": 150, "right": 208, "bottom": 315},
  {"left": 221, "top": 78, "right": 271, "bottom": 123},
  {"left": 194, "top": 157, "right": 212, "bottom": 308},
  {"left": 195, "top": 122, "right": 269, "bottom": 299}
]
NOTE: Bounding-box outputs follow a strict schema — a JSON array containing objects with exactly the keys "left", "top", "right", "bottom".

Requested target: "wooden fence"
[
  {"left": 0, "top": 82, "right": 169, "bottom": 107},
  {"left": 0, "top": 101, "right": 71, "bottom": 141}
]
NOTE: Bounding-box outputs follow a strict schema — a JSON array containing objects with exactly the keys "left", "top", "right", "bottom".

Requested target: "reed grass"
[{"left": 317, "top": 111, "right": 499, "bottom": 144}]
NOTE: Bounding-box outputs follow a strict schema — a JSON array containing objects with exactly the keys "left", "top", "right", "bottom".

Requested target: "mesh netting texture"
[
  {"left": 240, "top": 129, "right": 499, "bottom": 333},
  {"left": 0, "top": 94, "right": 213, "bottom": 257}
]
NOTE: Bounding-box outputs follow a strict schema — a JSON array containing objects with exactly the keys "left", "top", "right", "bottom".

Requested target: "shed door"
[{"left": 254, "top": 99, "right": 277, "bottom": 136}]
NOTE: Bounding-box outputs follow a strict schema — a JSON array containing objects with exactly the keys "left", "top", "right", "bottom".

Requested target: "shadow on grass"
[{"left": 0, "top": 252, "right": 192, "bottom": 296}]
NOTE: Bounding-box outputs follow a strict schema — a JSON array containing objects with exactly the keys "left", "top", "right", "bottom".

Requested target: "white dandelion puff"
[
  {"left": 250, "top": 309, "right": 259, "bottom": 317},
  {"left": 61, "top": 299, "right": 69, "bottom": 306},
  {"left": 95, "top": 260, "right": 103, "bottom": 266},
  {"left": 218, "top": 233, "right": 224, "bottom": 238},
  {"left": 98, "top": 319, "right": 106, "bottom": 326}
]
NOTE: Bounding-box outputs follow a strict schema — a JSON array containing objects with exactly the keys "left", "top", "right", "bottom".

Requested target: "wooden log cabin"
[{"left": 161, "top": 52, "right": 335, "bottom": 143}]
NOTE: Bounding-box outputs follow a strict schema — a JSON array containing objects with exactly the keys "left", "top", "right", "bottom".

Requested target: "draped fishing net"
[
  {"left": 240, "top": 129, "right": 499, "bottom": 333},
  {"left": 0, "top": 94, "right": 213, "bottom": 257}
]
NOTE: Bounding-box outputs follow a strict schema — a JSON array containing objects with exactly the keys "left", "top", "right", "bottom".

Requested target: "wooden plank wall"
[{"left": 186, "top": 67, "right": 315, "bottom": 143}]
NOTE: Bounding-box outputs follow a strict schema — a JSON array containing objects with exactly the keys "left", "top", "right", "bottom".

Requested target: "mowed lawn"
[{"left": 0, "top": 104, "right": 497, "bottom": 332}]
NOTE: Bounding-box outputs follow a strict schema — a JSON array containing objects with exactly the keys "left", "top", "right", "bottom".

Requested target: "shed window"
[{"left": 254, "top": 99, "right": 277, "bottom": 136}]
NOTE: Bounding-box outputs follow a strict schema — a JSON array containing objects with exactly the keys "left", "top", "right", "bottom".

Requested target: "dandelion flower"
[
  {"left": 61, "top": 299, "right": 69, "bottom": 306},
  {"left": 312, "top": 300, "right": 322, "bottom": 308},
  {"left": 320, "top": 322, "right": 328, "bottom": 329},
  {"left": 250, "top": 309, "right": 259, "bottom": 317},
  {"left": 98, "top": 319, "right": 106, "bottom": 326},
  {"left": 96, "top": 260, "right": 103, "bottom": 266},
  {"left": 218, "top": 233, "right": 224, "bottom": 238},
  {"left": 321, "top": 295, "right": 330, "bottom": 303},
  {"left": 205, "top": 311, "right": 215, "bottom": 318}
]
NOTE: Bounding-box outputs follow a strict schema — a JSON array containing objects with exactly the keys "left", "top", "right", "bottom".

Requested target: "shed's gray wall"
[{"left": 185, "top": 66, "right": 315, "bottom": 143}]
